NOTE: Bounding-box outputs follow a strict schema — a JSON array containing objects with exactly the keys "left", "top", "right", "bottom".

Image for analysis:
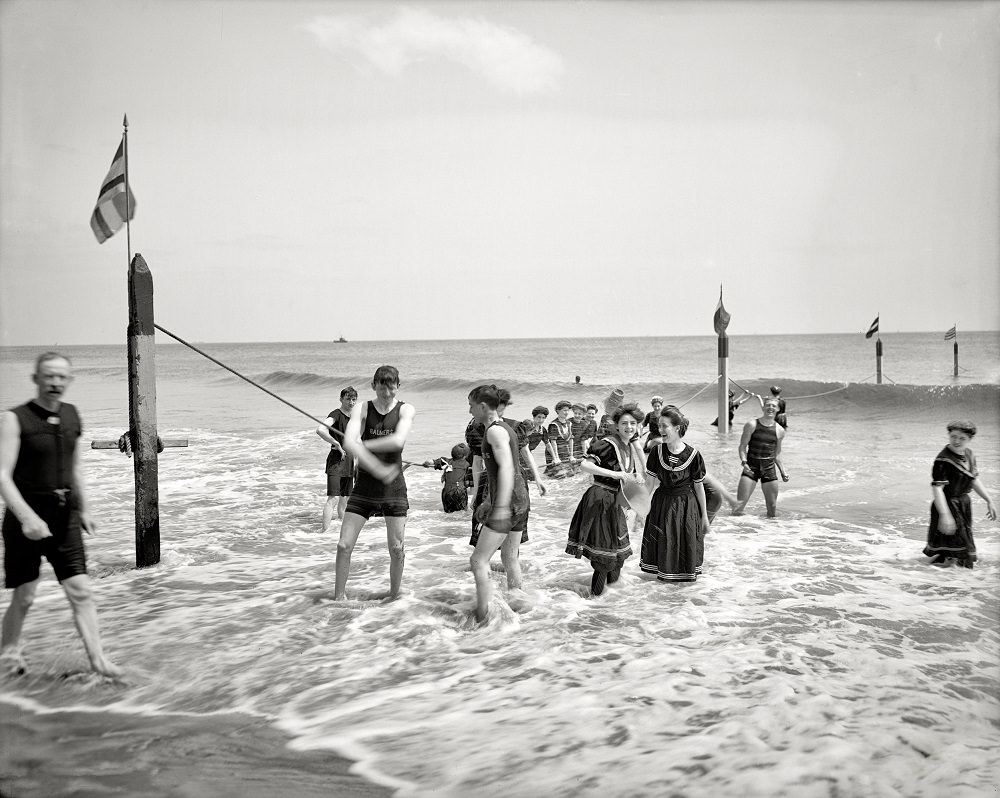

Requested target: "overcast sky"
[{"left": 1, "top": 0, "right": 997, "bottom": 345}]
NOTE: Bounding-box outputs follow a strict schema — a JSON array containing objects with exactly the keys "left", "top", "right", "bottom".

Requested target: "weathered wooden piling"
[{"left": 127, "top": 253, "right": 160, "bottom": 567}]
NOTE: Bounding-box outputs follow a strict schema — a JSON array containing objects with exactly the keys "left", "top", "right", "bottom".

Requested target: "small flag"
[
  {"left": 865, "top": 316, "right": 879, "bottom": 339},
  {"left": 944, "top": 326, "right": 956, "bottom": 341},
  {"left": 713, "top": 287, "right": 731, "bottom": 336},
  {"left": 90, "top": 139, "right": 136, "bottom": 244}
]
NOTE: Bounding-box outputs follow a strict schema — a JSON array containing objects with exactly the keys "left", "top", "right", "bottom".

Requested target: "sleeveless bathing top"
[
  {"left": 747, "top": 420, "right": 778, "bottom": 461},
  {"left": 11, "top": 401, "right": 81, "bottom": 494},
  {"left": 482, "top": 420, "right": 527, "bottom": 504},
  {"left": 356, "top": 399, "right": 407, "bottom": 494}
]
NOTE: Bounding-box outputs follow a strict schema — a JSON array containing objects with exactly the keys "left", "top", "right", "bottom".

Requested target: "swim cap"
[
  {"left": 770, "top": 386, "right": 782, "bottom": 395},
  {"left": 571, "top": 402, "right": 586, "bottom": 412},
  {"left": 651, "top": 395, "right": 664, "bottom": 403}
]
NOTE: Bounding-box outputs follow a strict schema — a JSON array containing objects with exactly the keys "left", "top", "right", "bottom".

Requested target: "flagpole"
[
  {"left": 123, "top": 114, "right": 132, "bottom": 267},
  {"left": 717, "top": 284, "right": 729, "bottom": 433},
  {"left": 875, "top": 311, "right": 883, "bottom": 385},
  {"left": 953, "top": 324, "right": 959, "bottom": 379}
]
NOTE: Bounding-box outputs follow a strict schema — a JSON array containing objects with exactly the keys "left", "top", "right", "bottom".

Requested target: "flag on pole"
[
  {"left": 944, "top": 325, "right": 957, "bottom": 341},
  {"left": 713, "top": 286, "right": 731, "bottom": 336},
  {"left": 865, "top": 315, "right": 879, "bottom": 339},
  {"left": 90, "top": 139, "right": 136, "bottom": 244}
]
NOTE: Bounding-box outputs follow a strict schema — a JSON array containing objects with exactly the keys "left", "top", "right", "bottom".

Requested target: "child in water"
[{"left": 423, "top": 443, "right": 473, "bottom": 513}]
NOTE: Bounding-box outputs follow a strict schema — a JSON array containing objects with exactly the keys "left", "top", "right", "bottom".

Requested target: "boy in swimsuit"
[
  {"left": 334, "top": 366, "right": 415, "bottom": 600},
  {"left": 317, "top": 385, "right": 358, "bottom": 531}
]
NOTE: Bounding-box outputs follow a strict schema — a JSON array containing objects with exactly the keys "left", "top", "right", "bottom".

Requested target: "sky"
[{"left": 1, "top": 0, "right": 997, "bottom": 345}]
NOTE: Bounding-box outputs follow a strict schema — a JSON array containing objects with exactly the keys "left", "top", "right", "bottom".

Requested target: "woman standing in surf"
[
  {"left": 639, "top": 407, "right": 711, "bottom": 583},
  {"left": 565, "top": 404, "right": 646, "bottom": 596},
  {"left": 923, "top": 420, "right": 996, "bottom": 569}
]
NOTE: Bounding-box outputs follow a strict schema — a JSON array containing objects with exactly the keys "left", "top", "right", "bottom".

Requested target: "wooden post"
[
  {"left": 953, "top": 340, "right": 959, "bottom": 378},
  {"left": 127, "top": 253, "right": 160, "bottom": 567},
  {"left": 876, "top": 338, "right": 883, "bottom": 385},
  {"left": 717, "top": 332, "right": 729, "bottom": 434}
]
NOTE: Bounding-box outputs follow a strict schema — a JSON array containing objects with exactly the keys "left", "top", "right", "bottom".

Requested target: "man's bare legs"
[
  {"left": 734, "top": 475, "right": 757, "bottom": 515},
  {"left": 1, "top": 580, "right": 37, "bottom": 672},
  {"left": 334, "top": 512, "right": 366, "bottom": 599},
  {"left": 385, "top": 516, "right": 406, "bottom": 599},
  {"left": 761, "top": 481, "right": 780, "bottom": 518},
  {"left": 2, "top": 576, "right": 121, "bottom": 678},
  {"left": 470, "top": 527, "right": 512, "bottom": 622},
  {"left": 61, "top": 574, "right": 122, "bottom": 677},
  {"left": 499, "top": 533, "right": 522, "bottom": 590}
]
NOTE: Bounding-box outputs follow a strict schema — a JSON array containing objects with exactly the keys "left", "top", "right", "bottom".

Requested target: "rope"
[
  {"left": 783, "top": 384, "right": 849, "bottom": 400},
  {"left": 152, "top": 324, "right": 431, "bottom": 468},
  {"left": 153, "top": 323, "right": 340, "bottom": 437},
  {"left": 676, "top": 376, "right": 721, "bottom": 408}
]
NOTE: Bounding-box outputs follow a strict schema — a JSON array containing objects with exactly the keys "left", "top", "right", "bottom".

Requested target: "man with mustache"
[{"left": 0, "top": 352, "right": 122, "bottom": 677}]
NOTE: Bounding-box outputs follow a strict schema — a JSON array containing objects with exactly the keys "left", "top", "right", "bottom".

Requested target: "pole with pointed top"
[
  {"left": 953, "top": 325, "right": 959, "bottom": 379},
  {"left": 875, "top": 312, "right": 883, "bottom": 385},
  {"left": 713, "top": 285, "right": 731, "bottom": 434}
]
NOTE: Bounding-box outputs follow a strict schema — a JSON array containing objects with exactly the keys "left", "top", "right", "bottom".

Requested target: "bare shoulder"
[
  {"left": 400, "top": 401, "right": 416, "bottom": 418},
  {"left": 0, "top": 410, "right": 20, "bottom": 434}
]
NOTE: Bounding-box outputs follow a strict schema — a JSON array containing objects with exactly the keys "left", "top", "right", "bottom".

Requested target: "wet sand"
[{"left": 0, "top": 702, "right": 392, "bottom": 798}]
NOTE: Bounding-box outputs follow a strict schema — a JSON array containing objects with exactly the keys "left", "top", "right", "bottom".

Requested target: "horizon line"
[{"left": 2, "top": 329, "right": 998, "bottom": 349}]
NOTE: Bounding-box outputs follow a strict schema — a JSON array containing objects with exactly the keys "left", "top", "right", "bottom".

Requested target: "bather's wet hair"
[
  {"left": 469, "top": 384, "right": 502, "bottom": 409},
  {"left": 659, "top": 406, "right": 689, "bottom": 437},
  {"left": 612, "top": 403, "right": 643, "bottom": 425},
  {"left": 372, "top": 365, "right": 400, "bottom": 387},
  {"left": 340, "top": 385, "right": 358, "bottom": 400},
  {"left": 451, "top": 443, "right": 471, "bottom": 461},
  {"left": 947, "top": 420, "right": 977, "bottom": 438}
]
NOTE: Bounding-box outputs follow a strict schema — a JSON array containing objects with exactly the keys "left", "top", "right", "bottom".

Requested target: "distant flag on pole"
[
  {"left": 944, "top": 325, "right": 957, "bottom": 341},
  {"left": 865, "top": 315, "right": 879, "bottom": 339},
  {"left": 90, "top": 138, "right": 136, "bottom": 244},
  {"left": 713, "top": 286, "right": 731, "bottom": 336}
]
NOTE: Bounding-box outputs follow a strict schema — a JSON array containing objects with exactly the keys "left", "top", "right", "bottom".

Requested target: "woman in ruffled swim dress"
[
  {"left": 639, "top": 406, "right": 711, "bottom": 583},
  {"left": 565, "top": 404, "right": 646, "bottom": 596}
]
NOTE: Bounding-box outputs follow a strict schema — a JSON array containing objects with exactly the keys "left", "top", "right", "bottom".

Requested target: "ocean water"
[{"left": 1, "top": 332, "right": 998, "bottom": 797}]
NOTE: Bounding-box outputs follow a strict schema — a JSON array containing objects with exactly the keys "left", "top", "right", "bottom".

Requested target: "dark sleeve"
[
  {"left": 691, "top": 448, "right": 706, "bottom": 482},
  {"left": 514, "top": 421, "right": 529, "bottom": 450},
  {"left": 645, "top": 447, "right": 660, "bottom": 478},
  {"left": 585, "top": 437, "right": 614, "bottom": 468},
  {"left": 931, "top": 457, "right": 951, "bottom": 487}
]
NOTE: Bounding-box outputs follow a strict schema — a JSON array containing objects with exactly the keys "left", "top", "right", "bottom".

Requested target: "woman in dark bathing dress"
[
  {"left": 923, "top": 420, "right": 995, "bottom": 569},
  {"left": 565, "top": 404, "right": 646, "bottom": 596},
  {"left": 639, "top": 406, "right": 711, "bottom": 583}
]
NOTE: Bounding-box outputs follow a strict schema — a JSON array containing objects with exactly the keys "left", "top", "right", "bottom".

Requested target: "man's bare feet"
[
  {"left": 91, "top": 657, "right": 124, "bottom": 679},
  {"left": 0, "top": 646, "right": 27, "bottom": 676}
]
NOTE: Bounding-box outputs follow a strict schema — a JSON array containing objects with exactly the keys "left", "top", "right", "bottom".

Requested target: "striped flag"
[
  {"left": 865, "top": 315, "right": 879, "bottom": 339},
  {"left": 944, "top": 325, "right": 957, "bottom": 341},
  {"left": 713, "top": 286, "right": 731, "bottom": 336},
  {"left": 90, "top": 139, "right": 136, "bottom": 244}
]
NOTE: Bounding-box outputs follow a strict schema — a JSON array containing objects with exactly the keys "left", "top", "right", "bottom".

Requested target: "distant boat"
[{"left": 335, "top": 336, "right": 348, "bottom": 343}]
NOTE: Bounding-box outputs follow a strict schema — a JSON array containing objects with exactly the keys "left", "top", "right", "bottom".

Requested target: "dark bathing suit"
[
  {"left": 325, "top": 407, "right": 354, "bottom": 497},
  {"left": 476, "top": 420, "right": 530, "bottom": 536},
  {"left": 344, "top": 400, "right": 409, "bottom": 519},
  {"left": 742, "top": 420, "right": 779, "bottom": 483},
  {"left": 2, "top": 401, "right": 87, "bottom": 588}
]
